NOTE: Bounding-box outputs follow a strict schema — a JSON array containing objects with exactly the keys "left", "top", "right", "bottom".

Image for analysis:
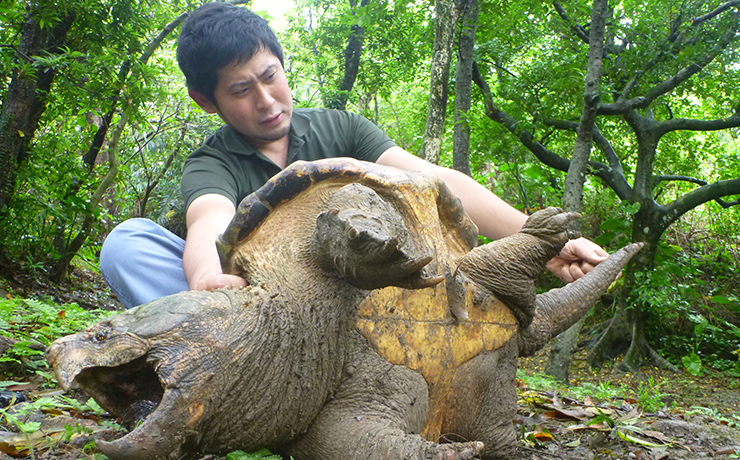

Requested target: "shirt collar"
[
  {"left": 219, "top": 109, "right": 310, "bottom": 156},
  {"left": 290, "top": 109, "right": 310, "bottom": 137}
]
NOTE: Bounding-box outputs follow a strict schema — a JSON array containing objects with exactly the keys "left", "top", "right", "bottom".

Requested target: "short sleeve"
[
  {"left": 347, "top": 113, "right": 397, "bottom": 162},
  {"left": 181, "top": 148, "right": 240, "bottom": 209}
]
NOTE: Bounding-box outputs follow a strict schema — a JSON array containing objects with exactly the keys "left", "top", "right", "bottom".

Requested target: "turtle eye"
[{"left": 93, "top": 329, "right": 109, "bottom": 343}]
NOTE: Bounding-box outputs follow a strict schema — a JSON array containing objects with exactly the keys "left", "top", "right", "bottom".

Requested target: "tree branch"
[
  {"left": 473, "top": 63, "right": 568, "bottom": 171},
  {"left": 53, "top": 10, "right": 191, "bottom": 278},
  {"left": 600, "top": 11, "right": 739, "bottom": 115},
  {"left": 654, "top": 175, "right": 707, "bottom": 186},
  {"left": 552, "top": 2, "right": 590, "bottom": 44},
  {"left": 472, "top": 63, "right": 633, "bottom": 200},
  {"left": 545, "top": 119, "right": 624, "bottom": 176},
  {"left": 660, "top": 178, "right": 740, "bottom": 229},
  {"left": 563, "top": 0, "right": 608, "bottom": 219},
  {"left": 692, "top": 0, "right": 740, "bottom": 25},
  {"left": 658, "top": 111, "right": 740, "bottom": 135}
]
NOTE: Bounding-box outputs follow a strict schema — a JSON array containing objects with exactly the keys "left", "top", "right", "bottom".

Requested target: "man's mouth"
[{"left": 261, "top": 112, "right": 282, "bottom": 126}]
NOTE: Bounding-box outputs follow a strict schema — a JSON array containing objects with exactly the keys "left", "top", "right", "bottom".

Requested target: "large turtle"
[{"left": 47, "top": 158, "right": 642, "bottom": 460}]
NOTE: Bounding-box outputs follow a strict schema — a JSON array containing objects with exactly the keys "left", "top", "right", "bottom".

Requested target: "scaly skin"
[
  {"left": 47, "top": 160, "right": 644, "bottom": 460},
  {"left": 518, "top": 242, "right": 645, "bottom": 357},
  {"left": 456, "top": 207, "right": 582, "bottom": 328},
  {"left": 48, "top": 286, "right": 364, "bottom": 460},
  {"left": 285, "top": 332, "right": 485, "bottom": 460}
]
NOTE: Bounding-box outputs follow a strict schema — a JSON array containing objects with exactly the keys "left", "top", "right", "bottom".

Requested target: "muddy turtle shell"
[{"left": 217, "top": 158, "right": 517, "bottom": 439}]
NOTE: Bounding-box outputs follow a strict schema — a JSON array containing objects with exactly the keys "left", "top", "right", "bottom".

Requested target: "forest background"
[{"left": 0, "top": 0, "right": 739, "bottom": 385}]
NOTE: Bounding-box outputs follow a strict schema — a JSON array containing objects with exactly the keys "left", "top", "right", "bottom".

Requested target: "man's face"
[{"left": 197, "top": 49, "right": 293, "bottom": 147}]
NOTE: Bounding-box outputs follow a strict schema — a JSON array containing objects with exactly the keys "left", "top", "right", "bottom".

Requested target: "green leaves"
[
  {"left": 225, "top": 448, "right": 288, "bottom": 460},
  {"left": 709, "top": 295, "right": 740, "bottom": 310},
  {"left": 594, "top": 201, "right": 640, "bottom": 247},
  {"left": 682, "top": 353, "right": 703, "bottom": 376},
  {"left": 0, "top": 297, "right": 109, "bottom": 373}
]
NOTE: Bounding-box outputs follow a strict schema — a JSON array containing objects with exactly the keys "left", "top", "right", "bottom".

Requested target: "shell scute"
[
  {"left": 235, "top": 198, "right": 271, "bottom": 243},
  {"left": 256, "top": 165, "right": 313, "bottom": 210},
  {"left": 307, "top": 159, "right": 368, "bottom": 184},
  {"left": 220, "top": 159, "right": 372, "bottom": 251}
]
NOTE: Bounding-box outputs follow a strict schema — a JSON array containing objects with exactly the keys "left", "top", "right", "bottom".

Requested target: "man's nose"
[{"left": 254, "top": 84, "right": 275, "bottom": 109}]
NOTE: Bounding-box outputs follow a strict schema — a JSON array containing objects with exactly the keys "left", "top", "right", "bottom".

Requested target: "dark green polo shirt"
[{"left": 181, "top": 108, "right": 397, "bottom": 209}]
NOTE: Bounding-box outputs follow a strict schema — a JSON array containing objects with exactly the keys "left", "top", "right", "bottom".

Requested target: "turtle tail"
[{"left": 518, "top": 242, "right": 644, "bottom": 357}]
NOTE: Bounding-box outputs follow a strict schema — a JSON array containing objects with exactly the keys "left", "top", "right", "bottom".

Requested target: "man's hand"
[
  {"left": 191, "top": 273, "right": 247, "bottom": 291},
  {"left": 546, "top": 237, "right": 610, "bottom": 283},
  {"left": 183, "top": 194, "right": 245, "bottom": 291}
]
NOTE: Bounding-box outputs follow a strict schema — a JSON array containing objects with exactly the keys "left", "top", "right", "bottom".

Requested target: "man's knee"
[
  {"left": 100, "top": 218, "right": 160, "bottom": 272},
  {"left": 100, "top": 218, "right": 187, "bottom": 308}
]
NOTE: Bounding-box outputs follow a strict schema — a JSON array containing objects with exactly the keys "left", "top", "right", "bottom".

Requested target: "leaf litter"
[{"left": 513, "top": 345, "right": 740, "bottom": 460}]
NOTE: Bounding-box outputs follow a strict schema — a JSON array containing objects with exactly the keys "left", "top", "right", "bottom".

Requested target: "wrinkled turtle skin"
[{"left": 47, "top": 158, "right": 642, "bottom": 460}]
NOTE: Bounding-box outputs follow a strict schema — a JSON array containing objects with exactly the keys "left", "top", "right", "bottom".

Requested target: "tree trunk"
[
  {"left": 585, "top": 293, "right": 633, "bottom": 368},
  {"left": 50, "top": 12, "right": 189, "bottom": 281},
  {"left": 452, "top": 0, "right": 478, "bottom": 176},
  {"left": 586, "top": 194, "right": 679, "bottom": 372},
  {"left": 473, "top": 1, "right": 740, "bottom": 371},
  {"left": 419, "top": 0, "right": 459, "bottom": 164},
  {"left": 585, "top": 240, "right": 678, "bottom": 373},
  {"left": 325, "top": 0, "right": 369, "bottom": 110},
  {"left": 136, "top": 126, "right": 187, "bottom": 217},
  {"left": 82, "top": 61, "right": 132, "bottom": 170},
  {"left": 546, "top": 0, "right": 608, "bottom": 383},
  {"left": 0, "top": 7, "right": 75, "bottom": 219},
  {"left": 583, "top": 111, "right": 671, "bottom": 370}
]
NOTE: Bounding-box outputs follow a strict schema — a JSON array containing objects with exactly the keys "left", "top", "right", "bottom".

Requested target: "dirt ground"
[
  {"left": 0, "top": 267, "right": 738, "bottom": 460},
  {"left": 512, "top": 346, "right": 740, "bottom": 460}
]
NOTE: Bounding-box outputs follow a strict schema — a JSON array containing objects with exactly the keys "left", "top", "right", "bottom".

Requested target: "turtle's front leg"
[
  {"left": 312, "top": 183, "right": 443, "bottom": 290},
  {"left": 285, "top": 333, "right": 483, "bottom": 460},
  {"left": 289, "top": 411, "right": 483, "bottom": 460}
]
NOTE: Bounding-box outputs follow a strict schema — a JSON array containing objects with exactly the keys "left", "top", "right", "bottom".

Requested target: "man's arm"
[
  {"left": 183, "top": 193, "right": 247, "bottom": 291},
  {"left": 376, "top": 146, "right": 609, "bottom": 282},
  {"left": 377, "top": 147, "right": 527, "bottom": 240}
]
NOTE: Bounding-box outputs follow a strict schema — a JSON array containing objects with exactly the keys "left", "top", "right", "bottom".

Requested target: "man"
[{"left": 100, "top": 2, "right": 608, "bottom": 309}]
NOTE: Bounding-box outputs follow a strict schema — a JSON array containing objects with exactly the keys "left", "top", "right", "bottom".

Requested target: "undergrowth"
[
  {"left": 0, "top": 296, "right": 288, "bottom": 460},
  {"left": 0, "top": 297, "right": 111, "bottom": 381},
  {"left": 517, "top": 370, "right": 668, "bottom": 413}
]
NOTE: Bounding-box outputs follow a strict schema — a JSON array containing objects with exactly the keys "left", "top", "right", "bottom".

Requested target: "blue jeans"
[{"left": 100, "top": 218, "right": 189, "bottom": 308}]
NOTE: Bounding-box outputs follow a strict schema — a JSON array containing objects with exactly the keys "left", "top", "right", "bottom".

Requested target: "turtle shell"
[{"left": 218, "top": 158, "right": 517, "bottom": 440}]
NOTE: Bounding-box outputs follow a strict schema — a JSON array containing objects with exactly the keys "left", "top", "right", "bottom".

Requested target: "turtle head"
[
  {"left": 46, "top": 291, "right": 235, "bottom": 459},
  {"left": 46, "top": 319, "right": 160, "bottom": 423}
]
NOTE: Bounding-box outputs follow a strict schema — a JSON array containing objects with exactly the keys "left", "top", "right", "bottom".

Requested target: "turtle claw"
[
  {"left": 398, "top": 271, "right": 444, "bottom": 290},
  {"left": 312, "top": 184, "right": 442, "bottom": 290},
  {"left": 446, "top": 269, "right": 470, "bottom": 320}
]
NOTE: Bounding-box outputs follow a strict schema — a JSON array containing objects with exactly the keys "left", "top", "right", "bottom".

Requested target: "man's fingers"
[
  {"left": 195, "top": 274, "right": 247, "bottom": 291},
  {"left": 568, "top": 262, "right": 585, "bottom": 281},
  {"left": 219, "top": 275, "right": 247, "bottom": 289},
  {"left": 568, "top": 238, "right": 609, "bottom": 264},
  {"left": 580, "top": 261, "right": 595, "bottom": 274}
]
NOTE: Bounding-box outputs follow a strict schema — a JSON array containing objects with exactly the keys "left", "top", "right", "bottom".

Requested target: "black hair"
[{"left": 176, "top": 2, "right": 284, "bottom": 103}]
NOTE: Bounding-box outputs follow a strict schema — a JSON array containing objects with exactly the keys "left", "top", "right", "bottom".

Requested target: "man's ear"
[{"left": 189, "top": 90, "right": 218, "bottom": 114}]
